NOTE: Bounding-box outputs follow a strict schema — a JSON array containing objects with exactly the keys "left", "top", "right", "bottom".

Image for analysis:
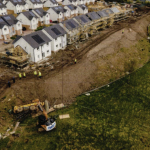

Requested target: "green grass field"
[{"left": 1, "top": 62, "right": 150, "bottom": 150}]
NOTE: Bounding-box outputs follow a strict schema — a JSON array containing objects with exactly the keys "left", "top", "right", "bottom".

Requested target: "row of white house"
[
  {"left": 16, "top": 5, "right": 88, "bottom": 30},
  {"left": 12, "top": 6, "right": 130, "bottom": 63},
  {"left": 0, "top": 4, "right": 88, "bottom": 39},
  {"left": 0, "top": 0, "right": 94, "bottom": 15}
]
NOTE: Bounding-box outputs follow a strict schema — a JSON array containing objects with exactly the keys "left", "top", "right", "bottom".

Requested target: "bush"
[
  {"left": 35, "top": 26, "right": 43, "bottom": 31},
  {"left": 11, "top": 36, "right": 16, "bottom": 40}
]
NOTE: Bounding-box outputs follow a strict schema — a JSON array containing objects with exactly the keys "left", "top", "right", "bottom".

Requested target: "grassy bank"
[{"left": 1, "top": 62, "right": 150, "bottom": 149}]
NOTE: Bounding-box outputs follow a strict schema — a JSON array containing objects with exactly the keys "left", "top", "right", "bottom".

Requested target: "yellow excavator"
[{"left": 37, "top": 101, "right": 58, "bottom": 132}]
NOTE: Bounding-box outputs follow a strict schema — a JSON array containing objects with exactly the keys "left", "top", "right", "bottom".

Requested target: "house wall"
[
  {"left": 78, "top": 7, "right": 88, "bottom": 14},
  {"left": 33, "top": 3, "right": 43, "bottom": 9},
  {"left": 47, "top": 8, "right": 59, "bottom": 21},
  {"left": 17, "top": 13, "right": 30, "bottom": 26},
  {"left": 44, "top": 1, "right": 58, "bottom": 7},
  {"left": 0, "top": 8, "right": 7, "bottom": 15},
  {"left": 6, "top": 2, "right": 17, "bottom": 13},
  {"left": 26, "top": 0, "right": 34, "bottom": 9},
  {"left": 0, "top": 25, "right": 9, "bottom": 40},
  {"left": 77, "top": 0, "right": 83, "bottom": 5},
  {"left": 14, "top": 38, "right": 34, "bottom": 61},
  {"left": 34, "top": 42, "right": 51, "bottom": 62},
  {"left": 64, "top": 6, "right": 74, "bottom": 17},
  {"left": 41, "top": 42, "right": 51, "bottom": 58},
  {"left": 44, "top": 13, "right": 50, "bottom": 25},
  {"left": 17, "top": 13, "right": 38, "bottom": 30},
  {"left": 24, "top": 4, "right": 29, "bottom": 11},
  {"left": 62, "top": 0, "right": 70, "bottom": 5},
  {"left": 15, "top": 21, "right": 22, "bottom": 35}
]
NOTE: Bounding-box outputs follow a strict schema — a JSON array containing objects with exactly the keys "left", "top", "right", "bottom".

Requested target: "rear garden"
[{"left": 1, "top": 62, "right": 150, "bottom": 149}]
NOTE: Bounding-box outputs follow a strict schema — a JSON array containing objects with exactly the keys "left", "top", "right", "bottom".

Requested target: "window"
[
  {"left": 38, "top": 55, "right": 40, "bottom": 58},
  {"left": 55, "top": 38, "right": 57, "bottom": 41},
  {"left": 60, "top": 43, "right": 61, "bottom": 47},
  {"left": 47, "top": 50, "right": 49, "bottom": 53},
  {"left": 18, "top": 23, "right": 20, "bottom": 26},
  {"left": 4, "top": 28, "right": 7, "bottom": 31},
  {"left": 56, "top": 45, "right": 58, "bottom": 47},
  {"left": 47, "top": 42, "right": 49, "bottom": 46}
]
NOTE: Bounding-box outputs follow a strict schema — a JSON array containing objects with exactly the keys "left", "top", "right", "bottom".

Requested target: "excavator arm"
[{"left": 38, "top": 102, "right": 48, "bottom": 120}]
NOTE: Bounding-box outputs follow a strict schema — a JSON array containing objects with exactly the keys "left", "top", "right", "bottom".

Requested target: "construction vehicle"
[
  {"left": 13, "top": 99, "right": 44, "bottom": 113},
  {"left": 37, "top": 101, "right": 58, "bottom": 132}
]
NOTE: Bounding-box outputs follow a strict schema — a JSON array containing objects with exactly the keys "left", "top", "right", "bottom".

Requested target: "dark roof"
[
  {"left": 21, "top": 11, "right": 38, "bottom": 20},
  {"left": 0, "top": 2, "right": 6, "bottom": 8},
  {"left": 14, "top": 31, "right": 51, "bottom": 48},
  {"left": 29, "top": 0, "right": 42, "bottom": 4},
  {"left": 50, "top": 0, "right": 58, "bottom": 4},
  {"left": 103, "top": 8, "right": 114, "bottom": 14},
  {"left": 66, "top": 4, "right": 77, "bottom": 10},
  {"left": 78, "top": 4, "right": 87, "bottom": 10},
  {"left": 86, "top": 12, "right": 101, "bottom": 21},
  {"left": 9, "top": 0, "right": 26, "bottom": 6},
  {"left": 52, "top": 6, "right": 68, "bottom": 14},
  {"left": 1, "top": 15, "right": 19, "bottom": 26},
  {"left": 0, "top": 17, "right": 8, "bottom": 29},
  {"left": 32, "top": 8, "right": 48, "bottom": 17},
  {"left": 97, "top": 10, "right": 109, "bottom": 18},
  {"left": 61, "top": 18, "right": 79, "bottom": 30},
  {"left": 43, "top": 24, "right": 67, "bottom": 39},
  {"left": 74, "top": 14, "right": 91, "bottom": 25},
  {"left": 12, "top": 35, "right": 22, "bottom": 44}
]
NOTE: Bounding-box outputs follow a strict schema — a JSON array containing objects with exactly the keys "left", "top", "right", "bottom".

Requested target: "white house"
[
  {"left": 77, "top": 4, "right": 88, "bottom": 15},
  {"left": 42, "top": 24, "right": 67, "bottom": 52},
  {"left": 0, "top": 2, "right": 7, "bottom": 15},
  {"left": 6, "top": 0, "right": 29, "bottom": 14},
  {"left": 1, "top": 15, "right": 22, "bottom": 37},
  {"left": 13, "top": 30, "right": 52, "bottom": 62},
  {"left": 59, "top": 18, "right": 80, "bottom": 44},
  {"left": 77, "top": 0, "right": 84, "bottom": 5},
  {"left": 32, "top": 8, "right": 50, "bottom": 26},
  {"left": 64, "top": 4, "right": 78, "bottom": 18},
  {"left": 47, "top": 6, "right": 69, "bottom": 22},
  {"left": 17, "top": 11, "right": 39, "bottom": 30},
  {"left": 62, "top": 0, "right": 78, "bottom": 6},
  {"left": 0, "top": 15, "right": 22, "bottom": 40},
  {"left": 43, "top": 0, "right": 58, "bottom": 7},
  {"left": 26, "top": 0, "right": 43, "bottom": 9},
  {"left": 0, "top": 18, "right": 10, "bottom": 40}
]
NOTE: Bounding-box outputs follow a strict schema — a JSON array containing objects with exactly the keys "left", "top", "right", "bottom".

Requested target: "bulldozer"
[{"left": 37, "top": 101, "right": 58, "bottom": 132}]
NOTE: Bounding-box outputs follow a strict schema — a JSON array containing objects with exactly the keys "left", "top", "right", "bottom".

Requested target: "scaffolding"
[
  {"left": 87, "top": 1, "right": 107, "bottom": 12},
  {"left": 111, "top": 6, "right": 131, "bottom": 22},
  {"left": 0, "top": 46, "right": 29, "bottom": 68}
]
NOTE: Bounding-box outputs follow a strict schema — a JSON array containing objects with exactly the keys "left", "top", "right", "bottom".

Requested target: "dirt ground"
[{"left": 0, "top": 12, "right": 150, "bottom": 107}]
